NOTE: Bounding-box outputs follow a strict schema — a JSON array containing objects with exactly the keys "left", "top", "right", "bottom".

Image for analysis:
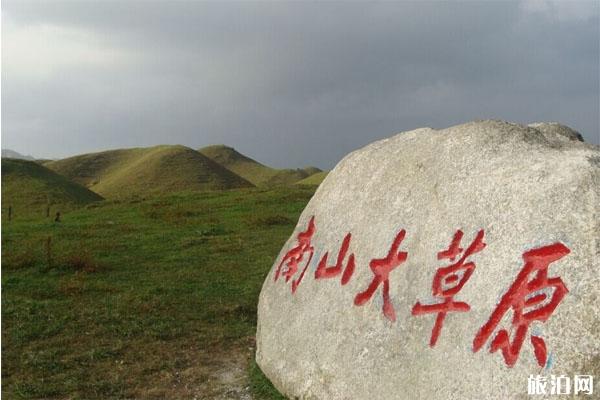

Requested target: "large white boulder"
[{"left": 256, "top": 120, "right": 599, "bottom": 399}]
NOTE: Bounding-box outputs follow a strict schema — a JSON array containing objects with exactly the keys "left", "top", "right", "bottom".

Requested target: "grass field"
[{"left": 2, "top": 186, "right": 317, "bottom": 399}]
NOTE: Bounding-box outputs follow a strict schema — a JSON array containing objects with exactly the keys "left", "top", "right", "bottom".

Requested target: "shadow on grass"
[{"left": 249, "top": 357, "right": 286, "bottom": 400}]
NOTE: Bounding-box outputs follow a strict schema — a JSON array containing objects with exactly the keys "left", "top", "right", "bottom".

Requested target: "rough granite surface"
[{"left": 256, "top": 120, "right": 599, "bottom": 399}]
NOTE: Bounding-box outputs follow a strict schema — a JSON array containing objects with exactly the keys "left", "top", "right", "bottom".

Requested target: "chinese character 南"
[{"left": 273, "top": 216, "right": 316, "bottom": 293}]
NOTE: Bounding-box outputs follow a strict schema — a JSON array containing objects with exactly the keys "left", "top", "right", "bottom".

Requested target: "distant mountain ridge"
[{"left": 2, "top": 149, "right": 35, "bottom": 160}]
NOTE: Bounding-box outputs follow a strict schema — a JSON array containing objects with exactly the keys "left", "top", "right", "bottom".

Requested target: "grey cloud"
[{"left": 2, "top": 0, "right": 598, "bottom": 169}]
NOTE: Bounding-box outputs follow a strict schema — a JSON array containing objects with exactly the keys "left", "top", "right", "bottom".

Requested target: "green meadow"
[{"left": 2, "top": 186, "right": 317, "bottom": 399}]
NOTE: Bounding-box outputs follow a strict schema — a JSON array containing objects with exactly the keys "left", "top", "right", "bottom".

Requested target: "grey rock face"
[
  {"left": 256, "top": 120, "right": 599, "bottom": 399},
  {"left": 528, "top": 122, "right": 585, "bottom": 143}
]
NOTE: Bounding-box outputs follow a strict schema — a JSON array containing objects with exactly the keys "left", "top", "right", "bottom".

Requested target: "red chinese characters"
[
  {"left": 273, "top": 216, "right": 316, "bottom": 293},
  {"left": 314, "top": 233, "right": 356, "bottom": 285},
  {"left": 412, "top": 230, "right": 486, "bottom": 346},
  {"left": 272, "top": 216, "right": 573, "bottom": 369},
  {"left": 354, "top": 230, "right": 408, "bottom": 322},
  {"left": 472, "top": 242, "right": 570, "bottom": 367}
]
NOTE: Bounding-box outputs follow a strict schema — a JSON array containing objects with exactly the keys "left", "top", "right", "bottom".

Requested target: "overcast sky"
[{"left": 2, "top": 1, "right": 599, "bottom": 169}]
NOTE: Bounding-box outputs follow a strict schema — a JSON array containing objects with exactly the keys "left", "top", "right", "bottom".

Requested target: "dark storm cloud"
[{"left": 2, "top": 1, "right": 599, "bottom": 168}]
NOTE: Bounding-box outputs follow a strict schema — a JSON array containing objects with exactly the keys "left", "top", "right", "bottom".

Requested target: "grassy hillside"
[
  {"left": 301, "top": 166, "right": 322, "bottom": 176},
  {"left": 2, "top": 186, "right": 315, "bottom": 399},
  {"left": 198, "top": 145, "right": 279, "bottom": 185},
  {"left": 295, "top": 170, "right": 328, "bottom": 186},
  {"left": 199, "top": 145, "right": 322, "bottom": 186},
  {"left": 1, "top": 158, "right": 103, "bottom": 216},
  {"left": 263, "top": 168, "right": 311, "bottom": 186},
  {"left": 46, "top": 145, "right": 253, "bottom": 199}
]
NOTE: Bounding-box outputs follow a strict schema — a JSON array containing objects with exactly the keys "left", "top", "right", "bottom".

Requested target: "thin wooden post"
[{"left": 45, "top": 236, "right": 52, "bottom": 270}]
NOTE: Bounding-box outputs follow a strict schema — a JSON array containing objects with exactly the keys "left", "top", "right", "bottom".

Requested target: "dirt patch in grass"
[{"left": 129, "top": 338, "right": 254, "bottom": 400}]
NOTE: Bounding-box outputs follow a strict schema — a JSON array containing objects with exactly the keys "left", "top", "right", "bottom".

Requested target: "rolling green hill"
[
  {"left": 45, "top": 145, "right": 253, "bottom": 199},
  {"left": 198, "top": 145, "right": 279, "bottom": 185},
  {"left": 301, "top": 166, "right": 322, "bottom": 176},
  {"left": 1, "top": 158, "right": 103, "bottom": 215},
  {"left": 263, "top": 168, "right": 311, "bottom": 186},
  {"left": 199, "top": 145, "right": 322, "bottom": 186},
  {"left": 295, "top": 171, "right": 328, "bottom": 186}
]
